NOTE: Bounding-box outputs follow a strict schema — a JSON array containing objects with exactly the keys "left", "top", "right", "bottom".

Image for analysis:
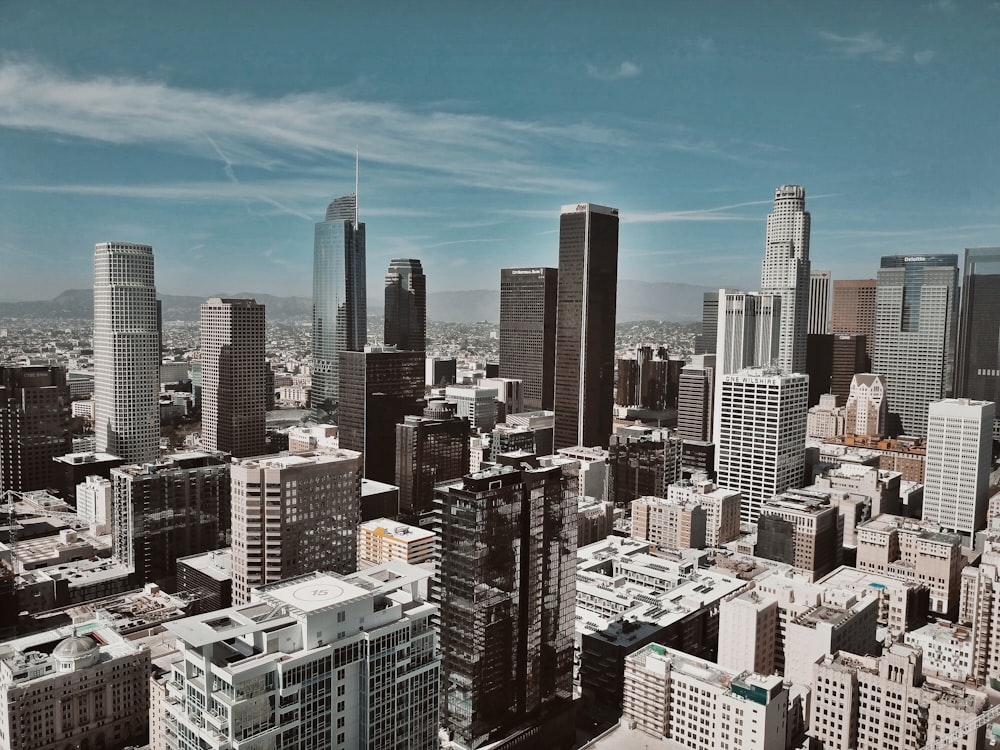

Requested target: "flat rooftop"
[{"left": 259, "top": 573, "right": 370, "bottom": 614}]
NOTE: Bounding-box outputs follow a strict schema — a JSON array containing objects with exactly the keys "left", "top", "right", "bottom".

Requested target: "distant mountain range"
[{"left": 0, "top": 280, "right": 719, "bottom": 323}]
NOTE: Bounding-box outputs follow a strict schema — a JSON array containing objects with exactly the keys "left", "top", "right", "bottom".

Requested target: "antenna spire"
[{"left": 354, "top": 148, "right": 359, "bottom": 227}]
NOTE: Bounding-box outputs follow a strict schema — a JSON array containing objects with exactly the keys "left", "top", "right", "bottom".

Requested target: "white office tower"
[
  {"left": 809, "top": 269, "right": 831, "bottom": 334},
  {"left": 93, "top": 242, "right": 159, "bottom": 462},
  {"left": 231, "top": 450, "right": 362, "bottom": 604},
  {"left": 715, "top": 290, "right": 781, "bottom": 375},
  {"left": 922, "top": 398, "right": 995, "bottom": 543},
  {"left": 716, "top": 368, "right": 808, "bottom": 523},
  {"left": 156, "top": 564, "right": 440, "bottom": 750},
  {"left": 760, "top": 185, "right": 810, "bottom": 374}
]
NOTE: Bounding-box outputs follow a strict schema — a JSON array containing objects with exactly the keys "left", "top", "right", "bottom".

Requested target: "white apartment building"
[
  {"left": 922, "top": 398, "right": 995, "bottom": 543},
  {"left": 716, "top": 588, "right": 779, "bottom": 675},
  {"left": 231, "top": 450, "right": 362, "bottom": 604},
  {"left": 357, "top": 518, "right": 436, "bottom": 566},
  {"left": 155, "top": 563, "right": 440, "bottom": 750},
  {"left": 0, "top": 617, "right": 151, "bottom": 750},
  {"left": 623, "top": 644, "right": 788, "bottom": 750},
  {"left": 716, "top": 368, "right": 809, "bottom": 523},
  {"left": 93, "top": 242, "right": 159, "bottom": 463},
  {"left": 75, "top": 473, "right": 112, "bottom": 530}
]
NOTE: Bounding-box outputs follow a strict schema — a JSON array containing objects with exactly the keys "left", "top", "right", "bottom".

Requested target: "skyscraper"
[
  {"left": 715, "top": 290, "right": 781, "bottom": 375},
  {"left": 716, "top": 368, "right": 808, "bottom": 523},
  {"left": 93, "top": 242, "right": 159, "bottom": 463},
  {"left": 395, "top": 400, "right": 470, "bottom": 522},
  {"left": 832, "top": 278, "right": 877, "bottom": 359},
  {"left": 437, "top": 463, "right": 576, "bottom": 749},
  {"left": 0, "top": 366, "right": 71, "bottom": 493},
  {"left": 500, "top": 267, "right": 558, "bottom": 411},
  {"left": 553, "top": 203, "right": 619, "bottom": 450},
  {"left": 845, "top": 373, "right": 888, "bottom": 438},
  {"left": 955, "top": 247, "right": 1000, "bottom": 437},
  {"left": 809, "top": 269, "right": 831, "bottom": 334},
  {"left": 199, "top": 298, "right": 266, "bottom": 458},
  {"left": 873, "top": 254, "right": 959, "bottom": 436},
  {"left": 678, "top": 354, "right": 715, "bottom": 442},
  {"left": 384, "top": 258, "right": 426, "bottom": 351},
  {"left": 760, "top": 185, "right": 811, "bottom": 374},
  {"left": 311, "top": 193, "right": 367, "bottom": 417},
  {"left": 922, "top": 398, "right": 995, "bottom": 544},
  {"left": 230, "top": 449, "right": 362, "bottom": 604}
]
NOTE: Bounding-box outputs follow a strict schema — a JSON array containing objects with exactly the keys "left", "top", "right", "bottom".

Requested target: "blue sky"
[{"left": 0, "top": 0, "right": 998, "bottom": 301}]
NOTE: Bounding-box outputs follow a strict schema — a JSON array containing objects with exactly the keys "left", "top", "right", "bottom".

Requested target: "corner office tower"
[
  {"left": 93, "top": 242, "right": 159, "bottom": 463},
  {"left": 553, "top": 203, "right": 619, "bottom": 450},
  {"left": 760, "top": 185, "right": 811, "bottom": 374},
  {"left": 311, "top": 193, "right": 367, "bottom": 417},
  {"left": 384, "top": 258, "right": 426, "bottom": 351}
]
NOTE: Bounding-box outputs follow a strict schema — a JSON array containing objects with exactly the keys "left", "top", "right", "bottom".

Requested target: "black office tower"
[
  {"left": 500, "top": 267, "right": 558, "bottom": 411},
  {"left": 553, "top": 203, "right": 619, "bottom": 450},
  {"left": 384, "top": 258, "right": 427, "bottom": 351},
  {"left": 956, "top": 248, "right": 1000, "bottom": 435},
  {"left": 395, "top": 400, "right": 470, "bottom": 522}
]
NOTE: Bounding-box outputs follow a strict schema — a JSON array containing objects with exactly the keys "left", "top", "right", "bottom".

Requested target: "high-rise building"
[
  {"left": 445, "top": 384, "right": 498, "bottom": 433},
  {"left": 694, "top": 289, "right": 726, "bottom": 355},
  {"left": 111, "top": 450, "right": 231, "bottom": 590},
  {"left": 230, "top": 449, "right": 362, "bottom": 604},
  {"left": 922, "top": 398, "right": 995, "bottom": 543},
  {"left": 437, "top": 464, "right": 576, "bottom": 749},
  {"left": 199, "top": 298, "right": 266, "bottom": 458},
  {"left": 806, "top": 333, "right": 869, "bottom": 407},
  {"left": 0, "top": 365, "right": 71, "bottom": 493},
  {"left": 716, "top": 368, "right": 808, "bottom": 523},
  {"left": 311, "top": 193, "right": 367, "bottom": 416},
  {"left": 873, "top": 254, "right": 959, "bottom": 436},
  {"left": 395, "top": 400, "right": 470, "bottom": 522},
  {"left": 384, "top": 258, "right": 426, "bottom": 351},
  {"left": 553, "top": 203, "right": 619, "bottom": 450},
  {"left": 845, "top": 373, "right": 888, "bottom": 437},
  {"left": 499, "top": 267, "right": 558, "bottom": 411},
  {"left": 93, "top": 242, "right": 159, "bottom": 463},
  {"left": 678, "top": 354, "right": 715, "bottom": 442},
  {"left": 755, "top": 490, "right": 843, "bottom": 581},
  {"left": 156, "top": 564, "right": 440, "bottom": 750},
  {"left": 832, "top": 279, "right": 877, "bottom": 359},
  {"left": 760, "top": 185, "right": 811, "bottom": 374},
  {"left": 809, "top": 269, "right": 831, "bottom": 334},
  {"left": 607, "top": 428, "right": 682, "bottom": 508},
  {"left": 956, "top": 247, "right": 1000, "bottom": 437},
  {"left": 615, "top": 347, "right": 684, "bottom": 410},
  {"left": 339, "top": 347, "right": 425, "bottom": 484},
  {"left": 715, "top": 290, "right": 781, "bottom": 375}
]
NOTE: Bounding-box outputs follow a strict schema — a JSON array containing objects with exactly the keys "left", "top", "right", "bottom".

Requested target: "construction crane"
[{"left": 920, "top": 700, "right": 1000, "bottom": 750}]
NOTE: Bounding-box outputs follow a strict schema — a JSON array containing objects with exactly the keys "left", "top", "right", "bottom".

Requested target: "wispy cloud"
[
  {"left": 0, "top": 59, "right": 615, "bottom": 196},
  {"left": 926, "top": 0, "right": 955, "bottom": 10},
  {"left": 586, "top": 61, "right": 641, "bottom": 80},
  {"left": 913, "top": 49, "right": 936, "bottom": 65},
  {"left": 819, "top": 31, "right": 905, "bottom": 62},
  {"left": 685, "top": 37, "right": 716, "bottom": 56}
]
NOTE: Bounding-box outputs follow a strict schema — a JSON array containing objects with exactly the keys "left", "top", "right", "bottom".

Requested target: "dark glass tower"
[
  {"left": 499, "top": 267, "right": 558, "bottom": 411},
  {"left": 384, "top": 258, "right": 426, "bottom": 351},
  {"left": 311, "top": 194, "right": 367, "bottom": 417},
  {"left": 0, "top": 366, "right": 72, "bottom": 493},
  {"left": 395, "top": 400, "right": 469, "bottom": 522},
  {"left": 956, "top": 248, "right": 1000, "bottom": 430},
  {"left": 553, "top": 203, "right": 619, "bottom": 450}
]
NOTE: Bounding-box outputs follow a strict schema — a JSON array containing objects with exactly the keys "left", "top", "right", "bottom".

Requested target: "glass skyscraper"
[
  {"left": 311, "top": 194, "right": 367, "bottom": 417},
  {"left": 956, "top": 247, "right": 1000, "bottom": 438}
]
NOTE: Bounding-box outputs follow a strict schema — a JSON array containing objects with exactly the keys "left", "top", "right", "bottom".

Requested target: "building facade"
[
  {"left": 395, "top": 401, "right": 470, "bottom": 521},
  {"left": 93, "top": 242, "right": 160, "bottom": 463},
  {"left": 553, "top": 203, "right": 619, "bottom": 450},
  {"left": 831, "top": 278, "right": 877, "bottom": 359},
  {"left": 873, "top": 254, "right": 959, "bottom": 437},
  {"left": 0, "top": 365, "right": 71, "bottom": 493},
  {"left": 199, "top": 298, "right": 266, "bottom": 458},
  {"left": 809, "top": 269, "right": 831, "bottom": 334},
  {"left": 230, "top": 450, "right": 362, "bottom": 604},
  {"left": 955, "top": 247, "right": 1000, "bottom": 437},
  {"left": 311, "top": 193, "right": 367, "bottom": 416},
  {"left": 760, "top": 185, "right": 811, "bottom": 375},
  {"left": 384, "top": 258, "right": 426, "bottom": 351},
  {"left": 499, "top": 267, "right": 558, "bottom": 411}
]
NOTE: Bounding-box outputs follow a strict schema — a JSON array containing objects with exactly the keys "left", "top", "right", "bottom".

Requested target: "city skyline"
[{"left": 1, "top": 2, "right": 998, "bottom": 303}]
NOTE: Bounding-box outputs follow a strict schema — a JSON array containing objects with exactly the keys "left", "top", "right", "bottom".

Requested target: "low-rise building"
[{"left": 357, "top": 518, "right": 436, "bottom": 566}]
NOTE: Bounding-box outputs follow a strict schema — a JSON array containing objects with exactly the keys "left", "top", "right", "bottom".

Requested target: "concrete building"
[
  {"left": 715, "top": 290, "right": 781, "bottom": 377},
  {"left": 810, "top": 644, "right": 987, "bottom": 750},
  {"left": 230, "top": 450, "right": 362, "bottom": 604},
  {"left": 755, "top": 490, "right": 844, "bottom": 581},
  {"left": 0, "top": 365, "right": 72, "bottom": 493},
  {"left": 783, "top": 593, "right": 879, "bottom": 687},
  {"left": 311, "top": 192, "right": 366, "bottom": 416},
  {"left": 630, "top": 494, "right": 706, "bottom": 551},
  {"left": 75, "top": 474, "right": 112, "bottom": 531},
  {"left": 358, "top": 518, "right": 436, "bottom": 566},
  {"left": 667, "top": 478, "right": 742, "bottom": 547},
  {"left": 480, "top": 377, "right": 523, "bottom": 417},
  {"left": 623, "top": 644, "right": 789, "bottom": 750},
  {"left": 904, "top": 620, "right": 975, "bottom": 683},
  {"left": 111, "top": 450, "right": 231, "bottom": 590},
  {"left": 607, "top": 427, "right": 682, "bottom": 508},
  {"left": 0, "top": 617, "right": 151, "bottom": 750},
  {"left": 873, "top": 254, "right": 959, "bottom": 436},
  {"left": 716, "top": 588, "right": 779, "bottom": 675},
  {"left": 499, "top": 267, "right": 557, "bottom": 411},
  {"left": 93, "top": 242, "right": 159, "bottom": 462},
  {"left": 678, "top": 353, "right": 715, "bottom": 442},
  {"left": 716, "top": 368, "right": 809, "bottom": 523},
  {"left": 760, "top": 185, "right": 811, "bottom": 375},
  {"left": 553, "top": 203, "right": 619, "bottom": 450},
  {"left": 844, "top": 373, "right": 888, "bottom": 437},
  {"left": 809, "top": 269, "right": 831, "bottom": 334},
  {"left": 395, "top": 400, "right": 469, "bottom": 521},
  {"left": 819, "top": 565, "right": 930, "bottom": 641},
  {"left": 856, "top": 514, "right": 963, "bottom": 615},
  {"left": 156, "top": 564, "right": 439, "bottom": 750},
  {"left": 445, "top": 384, "right": 498, "bottom": 433},
  {"left": 807, "top": 393, "right": 846, "bottom": 439},
  {"left": 823, "top": 434, "right": 927, "bottom": 482},
  {"left": 383, "top": 258, "right": 426, "bottom": 351},
  {"left": 199, "top": 298, "right": 267, "bottom": 458},
  {"left": 922, "top": 398, "right": 995, "bottom": 543},
  {"left": 831, "top": 278, "right": 877, "bottom": 359}
]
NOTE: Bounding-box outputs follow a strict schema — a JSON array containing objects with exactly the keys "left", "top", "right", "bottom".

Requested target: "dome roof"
[{"left": 53, "top": 634, "right": 99, "bottom": 658}]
